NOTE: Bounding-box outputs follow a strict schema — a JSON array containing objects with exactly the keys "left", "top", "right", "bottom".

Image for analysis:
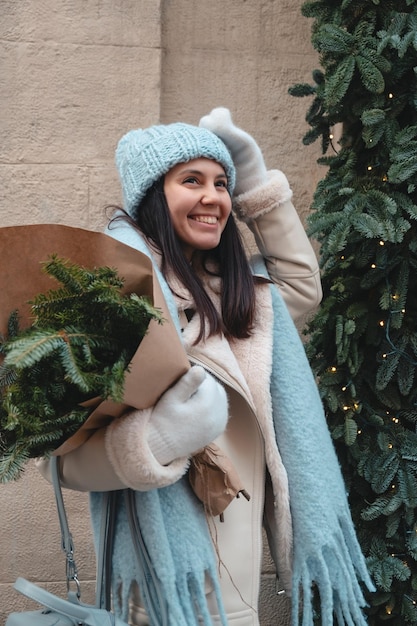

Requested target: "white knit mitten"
[
  {"left": 199, "top": 107, "right": 268, "bottom": 196},
  {"left": 147, "top": 366, "right": 228, "bottom": 465}
]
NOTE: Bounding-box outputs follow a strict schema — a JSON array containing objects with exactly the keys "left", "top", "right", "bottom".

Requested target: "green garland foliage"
[
  {"left": 0, "top": 255, "right": 162, "bottom": 483},
  {"left": 290, "top": 1, "right": 417, "bottom": 623}
]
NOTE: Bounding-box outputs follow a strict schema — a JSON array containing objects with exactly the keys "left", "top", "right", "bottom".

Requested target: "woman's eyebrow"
[
  {"left": 178, "top": 168, "right": 227, "bottom": 179},
  {"left": 178, "top": 168, "right": 202, "bottom": 175}
]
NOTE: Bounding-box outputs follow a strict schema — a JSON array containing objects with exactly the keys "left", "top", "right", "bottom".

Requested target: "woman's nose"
[{"left": 201, "top": 185, "right": 220, "bottom": 204}]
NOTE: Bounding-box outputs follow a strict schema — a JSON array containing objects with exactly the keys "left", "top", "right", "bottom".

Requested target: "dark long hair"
[{"left": 109, "top": 179, "right": 258, "bottom": 342}]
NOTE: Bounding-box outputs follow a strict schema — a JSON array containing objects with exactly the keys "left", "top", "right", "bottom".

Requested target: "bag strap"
[
  {"left": 50, "top": 456, "right": 115, "bottom": 610},
  {"left": 95, "top": 490, "right": 117, "bottom": 609},
  {"left": 50, "top": 456, "right": 81, "bottom": 597}
]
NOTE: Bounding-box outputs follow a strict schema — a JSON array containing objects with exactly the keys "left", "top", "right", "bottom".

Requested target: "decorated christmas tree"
[{"left": 290, "top": 0, "right": 417, "bottom": 622}]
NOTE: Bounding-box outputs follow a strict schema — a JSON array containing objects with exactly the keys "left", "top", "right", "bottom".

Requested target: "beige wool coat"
[{"left": 38, "top": 170, "right": 322, "bottom": 625}]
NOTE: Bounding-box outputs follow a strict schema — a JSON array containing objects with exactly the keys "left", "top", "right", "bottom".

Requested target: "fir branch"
[{"left": 0, "top": 255, "right": 162, "bottom": 482}]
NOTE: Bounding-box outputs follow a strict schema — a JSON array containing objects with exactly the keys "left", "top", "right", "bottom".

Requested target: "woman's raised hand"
[{"left": 199, "top": 107, "right": 268, "bottom": 196}]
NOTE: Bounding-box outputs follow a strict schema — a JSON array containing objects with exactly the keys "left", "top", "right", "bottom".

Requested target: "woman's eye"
[
  {"left": 183, "top": 176, "right": 198, "bottom": 184},
  {"left": 215, "top": 180, "right": 227, "bottom": 188}
]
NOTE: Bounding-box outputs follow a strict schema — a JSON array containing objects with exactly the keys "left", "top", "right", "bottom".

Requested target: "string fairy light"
[
  {"left": 382, "top": 315, "right": 417, "bottom": 366},
  {"left": 404, "top": 595, "right": 417, "bottom": 608}
]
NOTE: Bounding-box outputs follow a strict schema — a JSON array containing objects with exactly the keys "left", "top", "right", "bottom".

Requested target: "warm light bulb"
[
  {"left": 388, "top": 93, "right": 394, "bottom": 99},
  {"left": 371, "top": 263, "right": 376, "bottom": 269},
  {"left": 379, "top": 240, "right": 385, "bottom": 246},
  {"left": 367, "top": 165, "right": 373, "bottom": 171},
  {"left": 379, "top": 320, "right": 385, "bottom": 327}
]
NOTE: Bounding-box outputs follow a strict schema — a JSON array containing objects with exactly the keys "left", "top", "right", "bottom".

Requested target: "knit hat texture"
[{"left": 115, "top": 122, "right": 236, "bottom": 218}]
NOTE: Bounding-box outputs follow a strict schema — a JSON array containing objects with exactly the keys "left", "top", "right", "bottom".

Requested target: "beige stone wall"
[{"left": 0, "top": 1, "right": 322, "bottom": 624}]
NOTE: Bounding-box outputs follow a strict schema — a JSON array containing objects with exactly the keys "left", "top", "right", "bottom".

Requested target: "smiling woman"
[{"left": 36, "top": 108, "right": 373, "bottom": 626}]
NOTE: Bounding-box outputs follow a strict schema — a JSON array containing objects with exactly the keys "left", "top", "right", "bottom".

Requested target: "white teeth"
[{"left": 193, "top": 216, "right": 217, "bottom": 224}]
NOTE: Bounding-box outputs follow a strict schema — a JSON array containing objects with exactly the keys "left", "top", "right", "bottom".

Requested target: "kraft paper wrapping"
[{"left": 0, "top": 224, "right": 189, "bottom": 455}]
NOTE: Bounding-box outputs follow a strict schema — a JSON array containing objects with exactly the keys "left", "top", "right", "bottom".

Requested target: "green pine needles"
[
  {"left": 0, "top": 255, "right": 162, "bottom": 483},
  {"left": 291, "top": 1, "right": 417, "bottom": 623}
]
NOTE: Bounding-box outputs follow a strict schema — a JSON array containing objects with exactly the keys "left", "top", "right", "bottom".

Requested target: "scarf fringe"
[
  {"left": 90, "top": 484, "right": 228, "bottom": 626},
  {"left": 292, "top": 517, "right": 372, "bottom": 626},
  {"left": 111, "top": 565, "right": 226, "bottom": 625}
]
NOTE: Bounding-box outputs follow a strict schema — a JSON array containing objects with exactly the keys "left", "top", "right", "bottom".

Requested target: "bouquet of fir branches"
[{"left": 0, "top": 255, "right": 162, "bottom": 483}]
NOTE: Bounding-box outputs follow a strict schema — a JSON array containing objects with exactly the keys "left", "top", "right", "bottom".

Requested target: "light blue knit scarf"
[
  {"left": 251, "top": 256, "right": 375, "bottom": 625},
  {"left": 89, "top": 226, "right": 374, "bottom": 625}
]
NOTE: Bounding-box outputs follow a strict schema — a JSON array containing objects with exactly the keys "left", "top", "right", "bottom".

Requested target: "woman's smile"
[{"left": 190, "top": 215, "right": 219, "bottom": 224}]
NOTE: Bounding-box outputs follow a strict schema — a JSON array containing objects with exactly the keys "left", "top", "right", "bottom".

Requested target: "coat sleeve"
[
  {"left": 36, "top": 407, "right": 189, "bottom": 492},
  {"left": 233, "top": 170, "right": 322, "bottom": 321}
]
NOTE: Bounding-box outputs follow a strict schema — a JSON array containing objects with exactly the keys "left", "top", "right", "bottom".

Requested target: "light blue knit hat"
[{"left": 115, "top": 122, "right": 236, "bottom": 219}]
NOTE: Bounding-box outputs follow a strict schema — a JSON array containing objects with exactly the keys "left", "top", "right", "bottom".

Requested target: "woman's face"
[{"left": 163, "top": 157, "right": 232, "bottom": 260}]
